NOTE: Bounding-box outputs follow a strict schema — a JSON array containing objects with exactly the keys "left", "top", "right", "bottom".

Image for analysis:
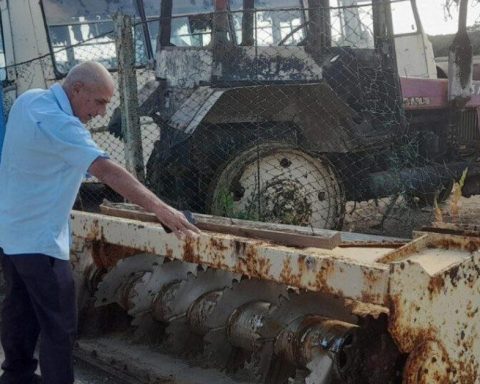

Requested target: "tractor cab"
[{"left": 143, "top": 0, "right": 408, "bottom": 227}]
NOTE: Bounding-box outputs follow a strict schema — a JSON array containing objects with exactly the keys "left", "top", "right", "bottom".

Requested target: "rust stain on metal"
[
  {"left": 90, "top": 241, "right": 140, "bottom": 269},
  {"left": 387, "top": 294, "right": 432, "bottom": 353},
  {"left": 456, "top": 356, "right": 479, "bottom": 384},
  {"left": 279, "top": 258, "right": 300, "bottom": 286},
  {"left": 182, "top": 237, "right": 199, "bottom": 264},
  {"left": 164, "top": 245, "right": 173, "bottom": 259},
  {"left": 236, "top": 244, "right": 271, "bottom": 279},
  {"left": 466, "top": 300, "right": 479, "bottom": 318},
  {"left": 427, "top": 275, "right": 446, "bottom": 299},
  {"left": 361, "top": 267, "right": 382, "bottom": 302},
  {"left": 279, "top": 258, "right": 293, "bottom": 282},
  {"left": 363, "top": 268, "right": 381, "bottom": 284},
  {"left": 208, "top": 237, "right": 229, "bottom": 269},
  {"left": 278, "top": 255, "right": 309, "bottom": 287},
  {"left": 402, "top": 339, "right": 451, "bottom": 384},
  {"left": 211, "top": 251, "right": 228, "bottom": 269},
  {"left": 233, "top": 239, "right": 246, "bottom": 257},
  {"left": 86, "top": 219, "right": 102, "bottom": 241},
  {"left": 297, "top": 254, "right": 306, "bottom": 276},
  {"left": 430, "top": 236, "right": 480, "bottom": 253},
  {"left": 314, "top": 259, "right": 335, "bottom": 291},
  {"left": 209, "top": 237, "right": 228, "bottom": 252},
  {"left": 360, "top": 290, "right": 380, "bottom": 304}
]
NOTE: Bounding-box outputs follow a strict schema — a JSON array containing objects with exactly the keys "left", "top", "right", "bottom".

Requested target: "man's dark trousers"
[{"left": 0, "top": 249, "right": 76, "bottom": 384}]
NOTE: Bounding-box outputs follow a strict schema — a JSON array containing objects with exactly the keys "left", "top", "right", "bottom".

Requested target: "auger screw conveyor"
[{"left": 69, "top": 204, "right": 480, "bottom": 384}]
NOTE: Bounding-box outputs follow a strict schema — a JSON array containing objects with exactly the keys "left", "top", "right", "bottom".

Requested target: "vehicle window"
[
  {"left": 166, "top": 0, "right": 305, "bottom": 47},
  {"left": 391, "top": 0, "right": 417, "bottom": 35},
  {"left": 330, "top": 0, "right": 374, "bottom": 49},
  {"left": 42, "top": 0, "right": 148, "bottom": 74},
  {"left": 169, "top": 0, "right": 214, "bottom": 47},
  {"left": 253, "top": 0, "right": 306, "bottom": 46},
  {"left": 170, "top": 15, "right": 213, "bottom": 47}
]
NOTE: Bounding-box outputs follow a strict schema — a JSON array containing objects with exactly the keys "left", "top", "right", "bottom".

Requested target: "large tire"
[{"left": 208, "top": 142, "right": 345, "bottom": 229}]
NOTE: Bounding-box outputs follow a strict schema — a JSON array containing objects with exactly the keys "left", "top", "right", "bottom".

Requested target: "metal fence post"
[{"left": 113, "top": 12, "right": 145, "bottom": 182}]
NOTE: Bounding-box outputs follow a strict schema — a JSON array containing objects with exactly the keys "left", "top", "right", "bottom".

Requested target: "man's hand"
[
  {"left": 89, "top": 158, "right": 201, "bottom": 238},
  {"left": 152, "top": 205, "right": 200, "bottom": 239}
]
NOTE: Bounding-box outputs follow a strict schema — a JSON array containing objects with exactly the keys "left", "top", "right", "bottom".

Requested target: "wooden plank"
[
  {"left": 99, "top": 201, "right": 406, "bottom": 244},
  {"left": 99, "top": 202, "right": 341, "bottom": 249},
  {"left": 100, "top": 203, "right": 158, "bottom": 223},
  {"left": 196, "top": 221, "right": 340, "bottom": 249}
]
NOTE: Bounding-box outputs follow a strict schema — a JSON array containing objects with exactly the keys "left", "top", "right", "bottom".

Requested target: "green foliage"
[{"left": 215, "top": 189, "right": 261, "bottom": 221}]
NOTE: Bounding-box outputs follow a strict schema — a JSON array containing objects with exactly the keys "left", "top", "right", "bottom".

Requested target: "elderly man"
[{"left": 0, "top": 61, "right": 199, "bottom": 384}]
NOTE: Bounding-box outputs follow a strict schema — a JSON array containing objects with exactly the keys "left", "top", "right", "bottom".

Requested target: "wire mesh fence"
[{"left": 7, "top": 0, "right": 480, "bottom": 239}]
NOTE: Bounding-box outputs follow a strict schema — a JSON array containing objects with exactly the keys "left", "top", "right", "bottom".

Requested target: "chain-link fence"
[{"left": 7, "top": 0, "right": 480, "bottom": 239}]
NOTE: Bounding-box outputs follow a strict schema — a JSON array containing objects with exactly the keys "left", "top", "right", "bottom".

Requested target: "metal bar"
[
  {"left": 241, "top": 0, "right": 255, "bottom": 46},
  {"left": 71, "top": 211, "right": 391, "bottom": 305},
  {"left": 113, "top": 13, "right": 145, "bottom": 182},
  {"left": 134, "top": 0, "right": 154, "bottom": 61},
  {"left": 159, "top": 0, "right": 173, "bottom": 48}
]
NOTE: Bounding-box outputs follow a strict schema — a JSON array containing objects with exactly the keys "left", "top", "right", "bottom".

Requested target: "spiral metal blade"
[
  {"left": 154, "top": 268, "right": 239, "bottom": 321},
  {"left": 164, "top": 317, "right": 192, "bottom": 354},
  {"left": 128, "top": 259, "right": 198, "bottom": 316},
  {"left": 203, "top": 280, "right": 287, "bottom": 369},
  {"left": 163, "top": 269, "right": 239, "bottom": 355},
  {"left": 203, "top": 328, "right": 233, "bottom": 368},
  {"left": 95, "top": 254, "right": 164, "bottom": 307},
  {"left": 131, "top": 311, "right": 165, "bottom": 345},
  {"left": 259, "top": 291, "right": 356, "bottom": 340},
  {"left": 206, "top": 279, "right": 288, "bottom": 330},
  {"left": 242, "top": 342, "right": 275, "bottom": 383}
]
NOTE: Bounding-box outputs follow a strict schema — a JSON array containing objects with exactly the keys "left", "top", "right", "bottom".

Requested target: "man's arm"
[{"left": 89, "top": 157, "right": 199, "bottom": 236}]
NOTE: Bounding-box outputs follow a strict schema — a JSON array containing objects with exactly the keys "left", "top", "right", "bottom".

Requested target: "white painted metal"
[
  {"left": 395, "top": 33, "right": 437, "bottom": 79},
  {"left": 71, "top": 211, "right": 391, "bottom": 305},
  {"left": 388, "top": 232, "right": 480, "bottom": 383},
  {"left": 2, "top": 0, "right": 52, "bottom": 92}
]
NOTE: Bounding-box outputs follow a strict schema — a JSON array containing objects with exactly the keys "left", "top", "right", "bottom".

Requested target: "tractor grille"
[{"left": 456, "top": 109, "right": 480, "bottom": 142}]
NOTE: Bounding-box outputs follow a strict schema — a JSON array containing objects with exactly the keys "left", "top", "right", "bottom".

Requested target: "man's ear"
[{"left": 72, "top": 81, "right": 84, "bottom": 94}]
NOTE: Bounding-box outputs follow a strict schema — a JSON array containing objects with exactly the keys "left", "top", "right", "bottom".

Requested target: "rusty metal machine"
[{"left": 70, "top": 206, "right": 480, "bottom": 384}]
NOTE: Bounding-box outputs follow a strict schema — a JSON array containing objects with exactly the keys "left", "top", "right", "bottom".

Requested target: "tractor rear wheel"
[{"left": 209, "top": 143, "right": 345, "bottom": 229}]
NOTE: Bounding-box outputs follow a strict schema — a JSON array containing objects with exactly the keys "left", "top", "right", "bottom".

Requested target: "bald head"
[
  {"left": 63, "top": 61, "right": 114, "bottom": 91},
  {"left": 63, "top": 61, "right": 115, "bottom": 123}
]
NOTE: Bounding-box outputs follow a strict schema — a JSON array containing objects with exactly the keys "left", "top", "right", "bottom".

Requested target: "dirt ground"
[
  {"left": 0, "top": 347, "right": 129, "bottom": 384},
  {"left": 343, "top": 194, "right": 480, "bottom": 238}
]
